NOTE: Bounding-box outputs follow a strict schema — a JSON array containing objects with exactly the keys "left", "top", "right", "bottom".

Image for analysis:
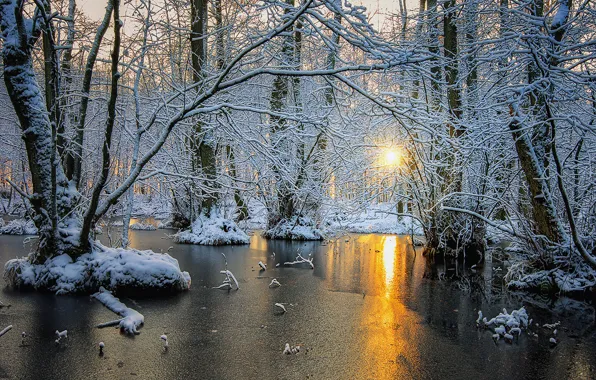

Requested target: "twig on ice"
[
  {"left": 283, "top": 253, "right": 314, "bottom": 269},
  {"left": 0, "top": 325, "right": 12, "bottom": 338}
]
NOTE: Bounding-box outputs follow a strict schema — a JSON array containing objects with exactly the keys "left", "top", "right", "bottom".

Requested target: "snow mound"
[
  {"left": 263, "top": 216, "right": 324, "bottom": 240},
  {"left": 3, "top": 242, "right": 191, "bottom": 294},
  {"left": 129, "top": 222, "right": 157, "bottom": 231},
  {"left": 0, "top": 219, "right": 38, "bottom": 235},
  {"left": 173, "top": 213, "right": 249, "bottom": 245},
  {"left": 93, "top": 287, "right": 144, "bottom": 334}
]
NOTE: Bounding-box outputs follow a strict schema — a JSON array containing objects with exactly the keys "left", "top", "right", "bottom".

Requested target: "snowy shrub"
[
  {"left": 0, "top": 219, "right": 38, "bottom": 235},
  {"left": 263, "top": 216, "right": 324, "bottom": 240},
  {"left": 3, "top": 242, "right": 191, "bottom": 294},
  {"left": 173, "top": 213, "right": 249, "bottom": 245}
]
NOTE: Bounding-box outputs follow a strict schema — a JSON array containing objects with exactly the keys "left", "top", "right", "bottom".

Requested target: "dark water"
[{"left": 0, "top": 231, "right": 595, "bottom": 380}]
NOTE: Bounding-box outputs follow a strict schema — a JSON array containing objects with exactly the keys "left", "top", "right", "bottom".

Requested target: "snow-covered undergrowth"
[
  {"left": 326, "top": 205, "right": 423, "bottom": 235},
  {"left": 93, "top": 287, "right": 144, "bottom": 335},
  {"left": 129, "top": 221, "right": 157, "bottom": 231},
  {"left": 503, "top": 247, "right": 596, "bottom": 294},
  {"left": 0, "top": 218, "right": 38, "bottom": 235},
  {"left": 263, "top": 216, "right": 324, "bottom": 240},
  {"left": 173, "top": 213, "right": 249, "bottom": 245},
  {"left": 477, "top": 307, "right": 530, "bottom": 343},
  {"left": 3, "top": 242, "right": 191, "bottom": 294}
]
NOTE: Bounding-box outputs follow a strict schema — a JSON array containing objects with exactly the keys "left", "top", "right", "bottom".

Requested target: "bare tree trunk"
[
  {"left": 79, "top": 0, "right": 122, "bottom": 251},
  {"left": 191, "top": 0, "right": 218, "bottom": 218}
]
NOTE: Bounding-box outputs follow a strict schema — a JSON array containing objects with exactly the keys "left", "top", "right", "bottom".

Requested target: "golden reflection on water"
[
  {"left": 335, "top": 234, "right": 424, "bottom": 379},
  {"left": 382, "top": 235, "right": 396, "bottom": 298}
]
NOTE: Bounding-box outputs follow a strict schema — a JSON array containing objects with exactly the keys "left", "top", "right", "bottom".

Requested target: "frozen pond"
[{"left": 0, "top": 231, "right": 595, "bottom": 379}]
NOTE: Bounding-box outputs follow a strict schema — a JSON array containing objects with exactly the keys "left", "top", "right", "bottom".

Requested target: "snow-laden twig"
[
  {"left": 284, "top": 253, "right": 314, "bottom": 269},
  {"left": 269, "top": 279, "right": 281, "bottom": 288},
  {"left": 216, "top": 270, "right": 240, "bottom": 290},
  {"left": 258, "top": 261, "right": 267, "bottom": 270},
  {"left": 92, "top": 287, "right": 144, "bottom": 335},
  {"left": 0, "top": 325, "right": 12, "bottom": 338},
  {"left": 214, "top": 253, "right": 240, "bottom": 290}
]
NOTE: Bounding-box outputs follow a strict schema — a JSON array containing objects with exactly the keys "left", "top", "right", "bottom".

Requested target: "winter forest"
[{"left": 0, "top": 0, "right": 595, "bottom": 378}]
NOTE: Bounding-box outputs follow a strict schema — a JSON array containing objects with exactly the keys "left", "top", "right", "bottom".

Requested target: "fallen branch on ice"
[{"left": 92, "top": 287, "right": 144, "bottom": 335}]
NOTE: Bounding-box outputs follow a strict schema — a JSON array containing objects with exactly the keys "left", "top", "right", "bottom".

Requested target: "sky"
[{"left": 79, "top": 0, "right": 421, "bottom": 30}]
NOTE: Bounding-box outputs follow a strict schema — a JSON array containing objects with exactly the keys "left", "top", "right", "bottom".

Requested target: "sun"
[
  {"left": 385, "top": 150, "right": 398, "bottom": 165},
  {"left": 383, "top": 148, "right": 402, "bottom": 167}
]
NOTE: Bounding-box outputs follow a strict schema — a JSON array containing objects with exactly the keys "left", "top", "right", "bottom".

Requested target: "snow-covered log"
[{"left": 93, "top": 287, "right": 144, "bottom": 335}]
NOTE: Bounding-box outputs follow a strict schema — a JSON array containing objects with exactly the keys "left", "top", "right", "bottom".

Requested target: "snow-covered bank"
[
  {"left": 262, "top": 216, "right": 324, "bottom": 240},
  {"left": 0, "top": 219, "right": 37, "bottom": 235},
  {"left": 3, "top": 242, "right": 191, "bottom": 294},
  {"left": 129, "top": 221, "right": 157, "bottom": 231},
  {"left": 327, "top": 206, "right": 423, "bottom": 236},
  {"left": 93, "top": 287, "right": 144, "bottom": 334},
  {"left": 174, "top": 213, "right": 249, "bottom": 245}
]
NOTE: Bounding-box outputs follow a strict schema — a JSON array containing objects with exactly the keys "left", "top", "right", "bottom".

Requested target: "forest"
[{"left": 0, "top": 0, "right": 595, "bottom": 378}]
